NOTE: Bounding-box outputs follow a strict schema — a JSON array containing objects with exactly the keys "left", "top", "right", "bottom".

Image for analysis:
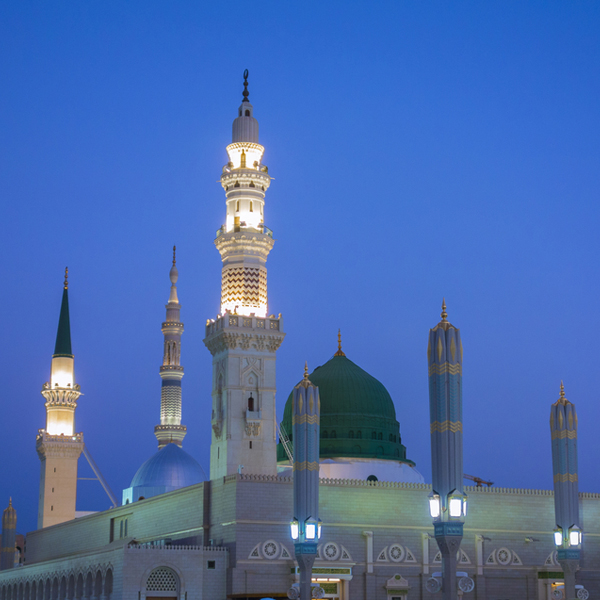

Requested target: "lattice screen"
[{"left": 146, "top": 568, "right": 178, "bottom": 592}]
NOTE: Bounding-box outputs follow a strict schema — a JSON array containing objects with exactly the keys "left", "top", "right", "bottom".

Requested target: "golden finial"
[
  {"left": 172, "top": 245, "right": 176, "bottom": 266},
  {"left": 304, "top": 361, "right": 309, "bottom": 380},
  {"left": 559, "top": 381, "right": 567, "bottom": 403},
  {"left": 334, "top": 329, "right": 346, "bottom": 356},
  {"left": 441, "top": 298, "right": 447, "bottom": 322},
  {"left": 64, "top": 267, "right": 69, "bottom": 290}
]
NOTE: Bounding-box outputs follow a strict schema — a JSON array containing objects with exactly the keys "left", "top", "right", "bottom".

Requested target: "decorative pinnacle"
[
  {"left": 304, "top": 361, "right": 309, "bottom": 380},
  {"left": 298, "top": 361, "right": 312, "bottom": 388},
  {"left": 441, "top": 298, "right": 447, "bottom": 322},
  {"left": 334, "top": 329, "right": 346, "bottom": 356},
  {"left": 242, "top": 69, "right": 249, "bottom": 103},
  {"left": 172, "top": 245, "right": 176, "bottom": 266},
  {"left": 559, "top": 381, "right": 567, "bottom": 404},
  {"left": 64, "top": 267, "right": 69, "bottom": 290}
]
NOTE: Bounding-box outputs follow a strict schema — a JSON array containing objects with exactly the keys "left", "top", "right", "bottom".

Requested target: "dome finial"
[
  {"left": 334, "top": 329, "right": 346, "bottom": 356},
  {"left": 64, "top": 267, "right": 69, "bottom": 290},
  {"left": 242, "top": 69, "right": 249, "bottom": 103},
  {"left": 441, "top": 298, "right": 447, "bottom": 322},
  {"left": 304, "top": 361, "right": 309, "bottom": 380},
  {"left": 172, "top": 245, "right": 176, "bottom": 266}
]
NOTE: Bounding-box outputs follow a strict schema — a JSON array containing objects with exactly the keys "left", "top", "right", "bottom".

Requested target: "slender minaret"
[
  {"left": 0, "top": 499, "right": 16, "bottom": 570},
  {"left": 204, "top": 71, "right": 285, "bottom": 479},
  {"left": 37, "top": 268, "right": 84, "bottom": 529},
  {"left": 427, "top": 300, "right": 467, "bottom": 599},
  {"left": 551, "top": 382, "right": 581, "bottom": 600},
  {"left": 154, "top": 247, "right": 187, "bottom": 448},
  {"left": 291, "top": 364, "right": 321, "bottom": 600}
]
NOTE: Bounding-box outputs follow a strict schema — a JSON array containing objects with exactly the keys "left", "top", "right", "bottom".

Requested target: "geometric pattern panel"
[
  {"left": 161, "top": 386, "right": 182, "bottom": 423},
  {"left": 222, "top": 266, "right": 267, "bottom": 310},
  {"left": 146, "top": 568, "right": 178, "bottom": 592}
]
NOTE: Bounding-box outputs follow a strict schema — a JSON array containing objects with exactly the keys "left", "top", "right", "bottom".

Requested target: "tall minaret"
[
  {"left": 204, "top": 71, "right": 285, "bottom": 479},
  {"left": 0, "top": 499, "right": 16, "bottom": 570},
  {"left": 154, "top": 247, "right": 187, "bottom": 448},
  {"left": 36, "top": 268, "right": 84, "bottom": 529}
]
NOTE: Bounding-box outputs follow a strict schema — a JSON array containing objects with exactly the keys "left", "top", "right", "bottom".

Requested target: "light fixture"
[
  {"left": 554, "top": 528, "right": 563, "bottom": 547},
  {"left": 447, "top": 491, "right": 467, "bottom": 519},
  {"left": 569, "top": 525, "right": 582, "bottom": 547},
  {"left": 317, "top": 519, "right": 322, "bottom": 540},
  {"left": 290, "top": 518, "right": 299, "bottom": 541},
  {"left": 305, "top": 519, "right": 317, "bottom": 540},
  {"left": 428, "top": 492, "right": 441, "bottom": 519}
]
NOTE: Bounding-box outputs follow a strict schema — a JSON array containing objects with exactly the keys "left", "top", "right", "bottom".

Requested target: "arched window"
[
  {"left": 146, "top": 568, "right": 179, "bottom": 596},
  {"left": 330, "top": 431, "right": 337, "bottom": 439},
  {"left": 378, "top": 432, "right": 383, "bottom": 440},
  {"left": 394, "top": 448, "right": 400, "bottom": 457},
  {"left": 119, "top": 521, "right": 123, "bottom": 538},
  {"left": 322, "top": 431, "right": 328, "bottom": 439},
  {"left": 245, "top": 110, "right": 250, "bottom": 116},
  {"left": 349, "top": 431, "right": 354, "bottom": 439},
  {"left": 371, "top": 431, "right": 377, "bottom": 440},
  {"left": 389, "top": 434, "right": 394, "bottom": 442},
  {"left": 249, "top": 201, "right": 253, "bottom": 212},
  {"left": 236, "top": 200, "right": 240, "bottom": 212},
  {"left": 367, "top": 475, "right": 378, "bottom": 482},
  {"left": 248, "top": 395, "right": 254, "bottom": 411},
  {"left": 357, "top": 431, "right": 362, "bottom": 439},
  {"left": 124, "top": 518, "right": 128, "bottom": 537},
  {"left": 377, "top": 446, "right": 384, "bottom": 455}
]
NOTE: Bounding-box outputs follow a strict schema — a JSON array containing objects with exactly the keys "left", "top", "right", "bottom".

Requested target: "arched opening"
[
  {"left": 330, "top": 431, "right": 336, "bottom": 439},
  {"left": 378, "top": 432, "right": 383, "bottom": 440},
  {"left": 94, "top": 571, "right": 102, "bottom": 600},
  {"left": 245, "top": 109, "right": 250, "bottom": 117},
  {"left": 322, "top": 431, "right": 328, "bottom": 439},
  {"left": 30, "top": 583, "right": 35, "bottom": 600},
  {"left": 249, "top": 201, "right": 253, "bottom": 212},
  {"left": 104, "top": 570, "right": 113, "bottom": 600},
  {"left": 349, "top": 431, "right": 354, "bottom": 439},
  {"left": 67, "top": 575, "right": 74, "bottom": 600},
  {"left": 51, "top": 578, "right": 58, "bottom": 600},
  {"left": 357, "top": 431, "right": 362, "bottom": 439},
  {"left": 75, "top": 575, "right": 83, "bottom": 600},
  {"left": 45, "top": 579, "right": 51, "bottom": 600},
  {"left": 394, "top": 448, "right": 400, "bottom": 457},
  {"left": 367, "top": 475, "right": 378, "bottom": 482},
  {"left": 371, "top": 431, "right": 377, "bottom": 440},
  {"left": 24, "top": 582, "right": 30, "bottom": 600},
  {"left": 17, "top": 584, "right": 23, "bottom": 600},
  {"left": 377, "top": 446, "right": 384, "bottom": 455},
  {"left": 84, "top": 574, "right": 93, "bottom": 600},
  {"left": 57, "top": 578, "right": 65, "bottom": 600},
  {"left": 145, "top": 567, "right": 180, "bottom": 598},
  {"left": 352, "top": 445, "right": 361, "bottom": 454},
  {"left": 247, "top": 395, "right": 254, "bottom": 412}
]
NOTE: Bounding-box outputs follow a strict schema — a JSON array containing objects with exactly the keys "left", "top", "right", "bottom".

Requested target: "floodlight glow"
[
  {"left": 449, "top": 497, "right": 462, "bottom": 518},
  {"left": 429, "top": 494, "right": 441, "bottom": 519},
  {"left": 554, "top": 530, "right": 562, "bottom": 546}
]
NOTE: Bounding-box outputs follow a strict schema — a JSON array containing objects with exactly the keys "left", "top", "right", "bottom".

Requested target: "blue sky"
[{"left": 1, "top": 1, "right": 599, "bottom": 533}]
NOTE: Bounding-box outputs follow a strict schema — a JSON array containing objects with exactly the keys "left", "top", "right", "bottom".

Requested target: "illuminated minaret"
[
  {"left": 154, "top": 247, "right": 187, "bottom": 448},
  {"left": 550, "top": 382, "right": 581, "bottom": 599},
  {"left": 204, "top": 71, "right": 285, "bottom": 479},
  {"left": 427, "top": 300, "right": 468, "bottom": 598},
  {"left": 36, "top": 269, "right": 84, "bottom": 529},
  {"left": 0, "top": 499, "right": 16, "bottom": 570}
]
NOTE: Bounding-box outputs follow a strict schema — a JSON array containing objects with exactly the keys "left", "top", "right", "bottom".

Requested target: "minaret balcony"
[{"left": 205, "top": 313, "right": 283, "bottom": 336}]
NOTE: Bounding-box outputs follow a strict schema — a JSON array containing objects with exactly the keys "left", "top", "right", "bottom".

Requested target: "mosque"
[{"left": 0, "top": 74, "right": 598, "bottom": 600}]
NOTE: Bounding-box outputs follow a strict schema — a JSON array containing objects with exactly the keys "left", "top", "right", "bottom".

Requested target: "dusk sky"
[{"left": 1, "top": 2, "right": 599, "bottom": 534}]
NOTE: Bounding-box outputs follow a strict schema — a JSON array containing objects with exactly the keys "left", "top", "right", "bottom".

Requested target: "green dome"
[{"left": 277, "top": 354, "right": 414, "bottom": 464}]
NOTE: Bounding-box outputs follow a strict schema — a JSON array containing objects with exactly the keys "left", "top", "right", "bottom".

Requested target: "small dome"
[
  {"left": 130, "top": 443, "right": 204, "bottom": 490},
  {"left": 277, "top": 355, "right": 414, "bottom": 465}
]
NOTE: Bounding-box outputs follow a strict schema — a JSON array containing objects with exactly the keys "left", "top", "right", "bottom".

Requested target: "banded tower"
[
  {"left": 154, "top": 247, "right": 187, "bottom": 448},
  {"left": 550, "top": 382, "right": 581, "bottom": 599},
  {"left": 427, "top": 300, "right": 468, "bottom": 598},
  {"left": 37, "top": 269, "right": 84, "bottom": 529},
  {"left": 204, "top": 71, "right": 285, "bottom": 479}
]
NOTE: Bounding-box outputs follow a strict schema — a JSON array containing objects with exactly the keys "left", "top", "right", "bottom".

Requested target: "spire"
[
  {"left": 242, "top": 69, "right": 249, "bottom": 103},
  {"left": 557, "top": 380, "right": 569, "bottom": 405},
  {"left": 169, "top": 246, "right": 179, "bottom": 304},
  {"left": 334, "top": 329, "right": 346, "bottom": 356},
  {"left": 53, "top": 269, "right": 72, "bottom": 357},
  {"left": 441, "top": 298, "right": 448, "bottom": 322}
]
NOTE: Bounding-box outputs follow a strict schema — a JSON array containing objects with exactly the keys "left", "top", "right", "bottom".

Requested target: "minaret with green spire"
[{"left": 36, "top": 268, "right": 84, "bottom": 529}]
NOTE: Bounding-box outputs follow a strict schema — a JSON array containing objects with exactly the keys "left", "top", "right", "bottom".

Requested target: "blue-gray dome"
[
  {"left": 131, "top": 443, "right": 204, "bottom": 488},
  {"left": 122, "top": 444, "right": 205, "bottom": 504}
]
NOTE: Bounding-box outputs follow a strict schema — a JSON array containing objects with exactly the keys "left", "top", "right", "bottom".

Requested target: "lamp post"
[
  {"left": 427, "top": 300, "right": 467, "bottom": 600},
  {"left": 550, "top": 382, "right": 581, "bottom": 600},
  {"left": 290, "top": 364, "right": 321, "bottom": 600}
]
